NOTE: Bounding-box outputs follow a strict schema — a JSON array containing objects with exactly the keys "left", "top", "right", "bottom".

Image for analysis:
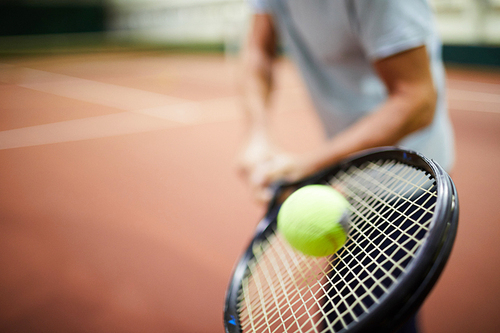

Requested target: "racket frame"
[{"left": 224, "top": 147, "right": 459, "bottom": 333}]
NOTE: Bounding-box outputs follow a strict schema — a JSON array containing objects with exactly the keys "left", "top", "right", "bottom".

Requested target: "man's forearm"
[
  {"left": 239, "top": 14, "right": 277, "bottom": 134},
  {"left": 240, "top": 50, "right": 274, "bottom": 132},
  {"left": 304, "top": 46, "right": 437, "bottom": 174},
  {"left": 306, "top": 87, "right": 436, "bottom": 174}
]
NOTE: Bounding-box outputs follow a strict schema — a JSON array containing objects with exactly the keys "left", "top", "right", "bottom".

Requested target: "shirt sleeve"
[
  {"left": 353, "top": 0, "right": 435, "bottom": 60},
  {"left": 248, "top": 0, "right": 272, "bottom": 13}
]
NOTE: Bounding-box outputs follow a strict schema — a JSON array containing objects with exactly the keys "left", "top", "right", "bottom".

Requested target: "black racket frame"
[{"left": 224, "top": 147, "right": 459, "bottom": 333}]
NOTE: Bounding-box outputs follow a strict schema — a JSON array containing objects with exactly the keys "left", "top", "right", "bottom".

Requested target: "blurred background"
[
  {"left": 1, "top": 0, "right": 500, "bottom": 60},
  {"left": 0, "top": 1, "right": 499, "bottom": 333}
]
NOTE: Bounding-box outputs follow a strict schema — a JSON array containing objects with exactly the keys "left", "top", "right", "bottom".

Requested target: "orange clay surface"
[{"left": 0, "top": 52, "right": 499, "bottom": 333}]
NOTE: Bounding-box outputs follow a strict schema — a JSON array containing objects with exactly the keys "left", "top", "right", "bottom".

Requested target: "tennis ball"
[{"left": 277, "top": 185, "right": 350, "bottom": 257}]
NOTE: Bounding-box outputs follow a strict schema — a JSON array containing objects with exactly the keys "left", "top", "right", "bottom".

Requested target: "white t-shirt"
[{"left": 250, "top": 0, "right": 455, "bottom": 171}]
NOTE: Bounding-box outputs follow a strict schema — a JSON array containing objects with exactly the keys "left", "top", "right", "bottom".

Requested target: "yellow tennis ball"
[{"left": 277, "top": 184, "right": 350, "bottom": 257}]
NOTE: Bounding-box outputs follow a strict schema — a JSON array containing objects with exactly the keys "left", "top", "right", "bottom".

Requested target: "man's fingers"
[{"left": 253, "top": 186, "right": 273, "bottom": 204}]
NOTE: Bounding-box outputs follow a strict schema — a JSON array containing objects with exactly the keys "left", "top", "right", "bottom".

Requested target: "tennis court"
[{"left": 0, "top": 51, "right": 499, "bottom": 332}]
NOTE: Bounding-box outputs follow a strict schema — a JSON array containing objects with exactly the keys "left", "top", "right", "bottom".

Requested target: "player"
[
  {"left": 237, "top": 0, "right": 455, "bottom": 204},
  {"left": 236, "top": 1, "right": 454, "bottom": 332}
]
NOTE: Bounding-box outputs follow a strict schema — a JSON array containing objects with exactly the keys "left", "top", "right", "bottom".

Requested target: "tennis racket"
[{"left": 224, "top": 147, "right": 459, "bottom": 333}]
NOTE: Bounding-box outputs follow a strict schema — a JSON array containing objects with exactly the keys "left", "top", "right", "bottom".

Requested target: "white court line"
[
  {"left": 446, "top": 78, "right": 500, "bottom": 114},
  {"left": 0, "top": 65, "right": 191, "bottom": 111},
  {"left": 447, "top": 88, "right": 500, "bottom": 104},
  {"left": 0, "top": 95, "right": 242, "bottom": 150},
  {"left": 0, "top": 64, "right": 242, "bottom": 150},
  {"left": 447, "top": 79, "right": 500, "bottom": 93},
  {"left": 0, "top": 64, "right": 499, "bottom": 150},
  {"left": 447, "top": 88, "right": 500, "bottom": 114},
  {"left": 0, "top": 112, "right": 181, "bottom": 150}
]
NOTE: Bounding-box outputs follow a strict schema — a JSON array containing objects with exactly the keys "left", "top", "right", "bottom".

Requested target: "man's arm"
[
  {"left": 303, "top": 45, "right": 437, "bottom": 172},
  {"left": 240, "top": 13, "right": 277, "bottom": 130},
  {"left": 236, "top": 13, "right": 279, "bottom": 184},
  {"left": 252, "top": 45, "right": 437, "bottom": 198}
]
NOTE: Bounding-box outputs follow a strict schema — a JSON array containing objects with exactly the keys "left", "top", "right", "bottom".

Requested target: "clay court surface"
[{"left": 0, "top": 51, "right": 499, "bottom": 332}]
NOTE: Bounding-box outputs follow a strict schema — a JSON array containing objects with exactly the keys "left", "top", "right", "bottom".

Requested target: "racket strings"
[
  {"left": 240, "top": 235, "right": 333, "bottom": 333},
  {"left": 333, "top": 162, "right": 436, "bottom": 271},
  {"left": 238, "top": 161, "right": 437, "bottom": 333}
]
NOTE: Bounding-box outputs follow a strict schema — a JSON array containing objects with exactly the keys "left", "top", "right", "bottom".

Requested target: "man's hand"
[
  {"left": 236, "top": 129, "right": 277, "bottom": 183},
  {"left": 237, "top": 130, "right": 318, "bottom": 203},
  {"left": 236, "top": 129, "right": 287, "bottom": 203},
  {"left": 248, "top": 152, "right": 299, "bottom": 203}
]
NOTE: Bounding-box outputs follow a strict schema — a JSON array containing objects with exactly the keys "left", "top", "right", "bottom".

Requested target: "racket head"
[{"left": 224, "top": 147, "right": 458, "bottom": 333}]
